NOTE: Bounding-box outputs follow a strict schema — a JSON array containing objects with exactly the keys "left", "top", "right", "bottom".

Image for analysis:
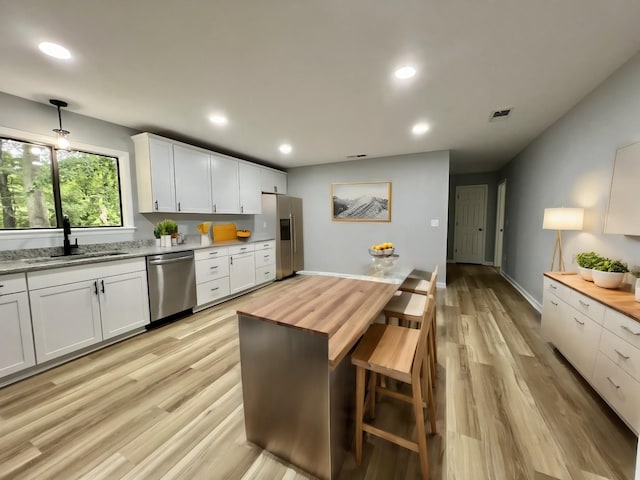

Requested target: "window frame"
[{"left": 0, "top": 125, "right": 135, "bottom": 240}]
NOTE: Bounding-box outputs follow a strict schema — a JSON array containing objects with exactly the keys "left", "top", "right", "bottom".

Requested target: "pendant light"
[{"left": 49, "top": 99, "right": 70, "bottom": 149}]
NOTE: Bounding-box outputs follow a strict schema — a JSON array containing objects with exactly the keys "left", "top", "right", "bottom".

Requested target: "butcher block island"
[{"left": 236, "top": 271, "right": 407, "bottom": 480}]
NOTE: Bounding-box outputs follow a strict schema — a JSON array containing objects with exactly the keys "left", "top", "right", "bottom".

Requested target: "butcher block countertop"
[
  {"left": 545, "top": 272, "right": 640, "bottom": 323},
  {"left": 237, "top": 274, "right": 399, "bottom": 369}
]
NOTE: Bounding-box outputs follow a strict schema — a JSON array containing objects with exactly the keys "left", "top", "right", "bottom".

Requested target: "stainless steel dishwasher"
[{"left": 146, "top": 251, "right": 196, "bottom": 323}]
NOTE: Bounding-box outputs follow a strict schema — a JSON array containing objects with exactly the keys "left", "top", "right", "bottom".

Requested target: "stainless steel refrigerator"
[{"left": 255, "top": 194, "right": 304, "bottom": 279}]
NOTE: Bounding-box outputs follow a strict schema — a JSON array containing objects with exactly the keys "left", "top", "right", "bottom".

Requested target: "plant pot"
[
  {"left": 592, "top": 270, "right": 625, "bottom": 289},
  {"left": 155, "top": 238, "right": 161, "bottom": 247},
  {"left": 636, "top": 278, "right": 640, "bottom": 303},
  {"left": 161, "top": 235, "right": 172, "bottom": 247},
  {"left": 578, "top": 267, "right": 593, "bottom": 281}
]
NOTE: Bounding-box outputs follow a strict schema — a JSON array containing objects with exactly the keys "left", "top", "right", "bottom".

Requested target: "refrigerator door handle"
[{"left": 291, "top": 214, "right": 296, "bottom": 253}]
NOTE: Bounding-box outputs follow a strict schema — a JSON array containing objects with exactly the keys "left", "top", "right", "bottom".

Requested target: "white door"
[
  {"left": 173, "top": 145, "right": 212, "bottom": 213},
  {"left": 454, "top": 185, "right": 487, "bottom": 264},
  {"left": 100, "top": 271, "right": 150, "bottom": 340},
  {"left": 238, "top": 163, "right": 262, "bottom": 214},
  {"left": 229, "top": 252, "right": 256, "bottom": 294},
  {"left": 494, "top": 180, "right": 506, "bottom": 268},
  {"left": 30, "top": 280, "right": 103, "bottom": 363},
  {"left": 0, "top": 292, "right": 35, "bottom": 376},
  {"left": 149, "top": 137, "right": 176, "bottom": 212},
  {"left": 211, "top": 154, "right": 240, "bottom": 213}
]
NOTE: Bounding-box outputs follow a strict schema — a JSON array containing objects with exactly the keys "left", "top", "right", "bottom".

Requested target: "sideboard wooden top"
[
  {"left": 237, "top": 274, "right": 399, "bottom": 368},
  {"left": 544, "top": 272, "right": 640, "bottom": 323}
]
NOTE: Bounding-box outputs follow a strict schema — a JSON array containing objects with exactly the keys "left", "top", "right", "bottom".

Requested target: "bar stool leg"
[
  {"left": 412, "top": 378, "right": 430, "bottom": 479},
  {"left": 368, "top": 371, "right": 377, "bottom": 418},
  {"left": 355, "top": 366, "right": 365, "bottom": 465}
]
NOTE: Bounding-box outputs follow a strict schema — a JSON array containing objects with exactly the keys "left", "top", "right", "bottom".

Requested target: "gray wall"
[
  {"left": 287, "top": 151, "right": 450, "bottom": 283},
  {"left": 501, "top": 52, "right": 640, "bottom": 305},
  {"left": 448, "top": 172, "right": 499, "bottom": 263}
]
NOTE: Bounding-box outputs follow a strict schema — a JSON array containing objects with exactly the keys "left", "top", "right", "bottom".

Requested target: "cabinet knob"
[
  {"left": 213, "top": 204, "right": 217, "bottom": 213},
  {"left": 155, "top": 200, "right": 158, "bottom": 211},
  {"left": 241, "top": 205, "right": 244, "bottom": 213},
  {"left": 178, "top": 202, "right": 181, "bottom": 212},
  {"left": 274, "top": 186, "right": 278, "bottom": 193}
]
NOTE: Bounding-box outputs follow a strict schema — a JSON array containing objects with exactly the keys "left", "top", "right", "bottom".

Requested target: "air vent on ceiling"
[
  {"left": 347, "top": 154, "right": 368, "bottom": 158},
  {"left": 489, "top": 107, "right": 513, "bottom": 122}
]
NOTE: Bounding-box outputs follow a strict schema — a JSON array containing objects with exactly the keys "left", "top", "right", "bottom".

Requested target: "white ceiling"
[{"left": 1, "top": 1, "right": 640, "bottom": 173}]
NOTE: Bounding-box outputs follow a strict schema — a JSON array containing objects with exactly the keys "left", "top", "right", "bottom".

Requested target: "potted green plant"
[
  {"left": 156, "top": 219, "right": 178, "bottom": 247},
  {"left": 153, "top": 226, "right": 162, "bottom": 246},
  {"left": 591, "top": 257, "right": 628, "bottom": 289},
  {"left": 575, "top": 251, "right": 602, "bottom": 281}
]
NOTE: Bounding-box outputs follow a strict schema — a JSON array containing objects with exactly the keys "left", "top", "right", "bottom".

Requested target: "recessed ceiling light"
[
  {"left": 38, "top": 41, "right": 72, "bottom": 60},
  {"left": 279, "top": 144, "right": 292, "bottom": 154},
  {"left": 394, "top": 66, "right": 416, "bottom": 79},
  {"left": 209, "top": 115, "right": 228, "bottom": 126},
  {"left": 412, "top": 122, "right": 430, "bottom": 135}
]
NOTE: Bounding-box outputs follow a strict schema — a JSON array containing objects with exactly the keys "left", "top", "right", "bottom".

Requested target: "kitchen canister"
[{"left": 161, "top": 234, "right": 172, "bottom": 247}]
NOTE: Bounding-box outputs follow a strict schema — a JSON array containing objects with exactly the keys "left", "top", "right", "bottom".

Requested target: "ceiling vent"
[
  {"left": 489, "top": 107, "right": 513, "bottom": 122},
  {"left": 347, "top": 154, "right": 368, "bottom": 158}
]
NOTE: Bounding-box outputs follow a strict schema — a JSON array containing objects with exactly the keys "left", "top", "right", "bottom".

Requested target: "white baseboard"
[{"left": 500, "top": 270, "right": 542, "bottom": 313}]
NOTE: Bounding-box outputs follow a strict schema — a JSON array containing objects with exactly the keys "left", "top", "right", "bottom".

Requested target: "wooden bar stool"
[
  {"left": 400, "top": 265, "right": 438, "bottom": 296},
  {"left": 352, "top": 295, "right": 436, "bottom": 480},
  {"left": 384, "top": 269, "right": 438, "bottom": 385}
]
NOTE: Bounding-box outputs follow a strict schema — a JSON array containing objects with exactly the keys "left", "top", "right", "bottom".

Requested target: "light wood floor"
[{"left": 0, "top": 265, "right": 636, "bottom": 479}]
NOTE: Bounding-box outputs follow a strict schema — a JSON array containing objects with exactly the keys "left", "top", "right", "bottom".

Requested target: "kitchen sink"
[{"left": 21, "top": 251, "right": 128, "bottom": 264}]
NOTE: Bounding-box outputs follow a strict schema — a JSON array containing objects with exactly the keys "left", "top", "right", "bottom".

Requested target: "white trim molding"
[{"left": 500, "top": 270, "right": 542, "bottom": 313}]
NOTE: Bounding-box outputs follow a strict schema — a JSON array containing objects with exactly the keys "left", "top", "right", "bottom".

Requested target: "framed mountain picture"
[{"left": 331, "top": 181, "right": 391, "bottom": 222}]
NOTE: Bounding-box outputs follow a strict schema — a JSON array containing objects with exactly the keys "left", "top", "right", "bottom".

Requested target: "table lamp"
[{"left": 542, "top": 207, "right": 584, "bottom": 273}]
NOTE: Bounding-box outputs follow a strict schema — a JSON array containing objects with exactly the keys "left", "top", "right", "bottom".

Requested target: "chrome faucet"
[{"left": 62, "top": 215, "right": 79, "bottom": 256}]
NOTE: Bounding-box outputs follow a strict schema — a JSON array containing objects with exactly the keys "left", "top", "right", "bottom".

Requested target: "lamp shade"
[{"left": 542, "top": 207, "right": 584, "bottom": 230}]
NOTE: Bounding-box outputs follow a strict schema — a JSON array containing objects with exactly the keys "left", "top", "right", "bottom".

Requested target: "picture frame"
[{"left": 331, "top": 181, "right": 391, "bottom": 222}]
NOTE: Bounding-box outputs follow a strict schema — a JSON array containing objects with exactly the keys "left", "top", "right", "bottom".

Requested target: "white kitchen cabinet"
[
  {"left": 541, "top": 273, "right": 640, "bottom": 433},
  {"left": 238, "top": 163, "right": 262, "bottom": 214},
  {"left": 30, "top": 280, "right": 103, "bottom": 363},
  {"left": 0, "top": 274, "right": 35, "bottom": 377},
  {"left": 195, "top": 247, "right": 231, "bottom": 307},
  {"left": 100, "top": 271, "right": 150, "bottom": 340},
  {"left": 254, "top": 240, "right": 276, "bottom": 285},
  {"left": 29, "top": 259, "right": 149, "bottom": 363},
  {"left": 260, "top": 167, "right": 287, "bottom": 194},
  {"left": 173, "top": 145, "right": 212, "bottom": 213},
  {"left": 230, "top": 250, "right": 256, "bottom": 294},
  {"left": 211, "top": 154, "right": 240, "bottom": 214},
  {"left": 132, "top": 133, "right": 177, "bottom": 213}
]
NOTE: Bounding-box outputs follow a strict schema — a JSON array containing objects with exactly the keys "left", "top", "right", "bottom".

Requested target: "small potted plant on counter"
[
  {"left": 575, "top": 251, "right": 602, "bottom": 281},
  {"left": 156, "top": 219, "right": 178, "bottom": 247},
  {"left": 153, "top": 226, "right": 161, "bottom": 247},
  {"left": 591, "top": 257, "right": 629, "bottom": 289}
]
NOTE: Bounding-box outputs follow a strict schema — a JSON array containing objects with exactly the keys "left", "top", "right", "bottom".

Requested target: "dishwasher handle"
[{"left": 148, "top": 255, "right": 193, "bottom": 266}]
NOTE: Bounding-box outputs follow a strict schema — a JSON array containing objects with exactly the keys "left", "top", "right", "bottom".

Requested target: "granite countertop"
[{"left": 0, "top": 237, "right": 275, "bottom": 275}]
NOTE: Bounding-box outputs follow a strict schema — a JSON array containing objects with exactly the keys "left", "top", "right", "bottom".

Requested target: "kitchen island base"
[{"left": 238, "top": 314, "right": 355, "bottom": 480}]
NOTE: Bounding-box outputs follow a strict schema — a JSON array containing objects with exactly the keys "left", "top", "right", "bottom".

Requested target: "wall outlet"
[{"left": 430, "top": 219, "right": 440, "bottom": 227}]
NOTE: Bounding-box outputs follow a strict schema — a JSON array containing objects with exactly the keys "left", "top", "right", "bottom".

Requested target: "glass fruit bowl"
[{"left": 369, "top": 247, "right": 395, "bottom": 257}]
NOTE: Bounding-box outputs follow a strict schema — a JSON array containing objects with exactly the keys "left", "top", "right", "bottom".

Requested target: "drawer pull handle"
[
  {"left": 210, "top": 266, "right": 219, "bottom": 269},
  {"left": 578, "top": 300, "right": 590, "bottom": 307},
  {"left": 551, "top": 300, "right": 558, "bottom": 306},
  {"left": 621, "top": 325, "right": 640, "bottom": 336},
  {"left": 606, "top": 377, "right": 621, "bottom": 389},
  {"left": 211, "top": 287, "right": 219, "bottom": 291},
  {"left": 209, "top": 251, "right": 219, "bottom": 255},
  {"left": 240, "top": 247, "right": 247, "bottom": 250},
  {"left": 264, "top": 255, "right": 270, "bottom": 258},
  {"left": 573, "top": 317, "right": 585, "bottom": 326},
  {"left": 0, "top": 284, "right": 4, "bottom": 288},
  {"left": 614, "top": 349, "right": 630, "bottom": 360},
  {"left": 550, "top": 284, "right": 557, "bottom": 290}
]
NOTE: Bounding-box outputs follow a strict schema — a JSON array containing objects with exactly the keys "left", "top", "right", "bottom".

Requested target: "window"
[{"left": 0, "top": 136, "right": 123, "bottom": 229}]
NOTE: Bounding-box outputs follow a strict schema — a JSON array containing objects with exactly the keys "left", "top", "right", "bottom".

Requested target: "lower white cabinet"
[
  {"left": 541, "top": 274, "right": 640, "bottom": 433},
  {"left": 254, "top": 240, "right": 276, "bottom": 285},
  {"left": 230, "top": 247, "right": 256, "bottom": 294},
  {"left": 195, "top": 247, "right": 231, "bottom": 307},
  {"left": 29, "top": 259, "right": 149, "bottom": 363},
  {"left": 0, "top": 274, "right": 35, "bottom": 377}
]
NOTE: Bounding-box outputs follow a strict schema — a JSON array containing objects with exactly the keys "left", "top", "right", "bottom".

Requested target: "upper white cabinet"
[
  {"left": 605, "top": 140, "right": 640, "bottom": 235},
  {"left": 173, "top": 145, "right": 212, "bottom": 214},
  {"left": 133, "top": 134, "right": 177, "bottom": 213},
  {"left": 133, "top": 132, "right": 262, "bottom": 215},
  {"left": 0, "top": 273, "right": 35, "bottom": 378},
  {"left": 211, "top": 154, "right": 240, "bottom": 214},
  {"left": 260, "top": 167, "right": 287, "bottom": 194},
  {"left": 238, "top": 163, "right": 262, "bottom": 214}
]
